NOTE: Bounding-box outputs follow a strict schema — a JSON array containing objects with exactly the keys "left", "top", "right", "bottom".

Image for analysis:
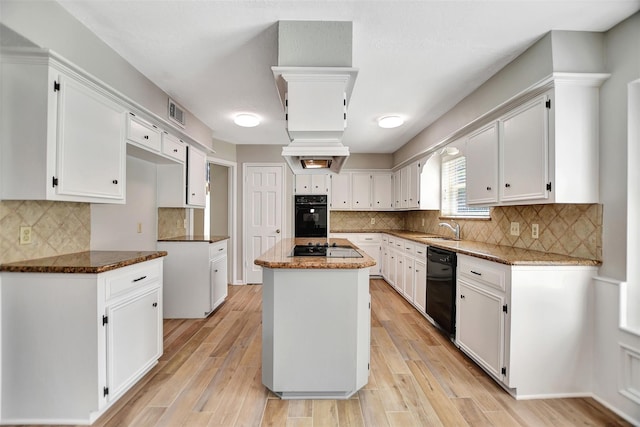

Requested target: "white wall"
[{"left": 91, "top": 156, "right": 158, "bottom": 251}]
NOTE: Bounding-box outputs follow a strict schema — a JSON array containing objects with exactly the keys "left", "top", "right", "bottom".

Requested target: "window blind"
[{"left": 441, "top": 155, "right": 490, "bottom": 218}]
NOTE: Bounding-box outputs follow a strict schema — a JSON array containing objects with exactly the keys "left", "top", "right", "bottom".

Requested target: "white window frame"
[{"left": 441, "top": 153, "right": 490, "bottom": 219}]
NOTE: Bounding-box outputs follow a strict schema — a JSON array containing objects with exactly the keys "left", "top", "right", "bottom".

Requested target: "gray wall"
[
  {"left": 0, "top": 1, "right": 214, "bottom": 149},
  {"left": 210, "top": 164, "right": 229, "bottom": 236}
]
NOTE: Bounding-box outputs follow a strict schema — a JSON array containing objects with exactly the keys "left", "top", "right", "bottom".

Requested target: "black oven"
[{"left": 294, "top": 195, "right": 328, "bottom": 238}]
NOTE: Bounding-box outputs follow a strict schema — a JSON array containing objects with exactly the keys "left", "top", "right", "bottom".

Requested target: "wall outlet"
[
  {"left": 20, "top": 226, "right": 32, "bottom": 245},
  {"left": 137, "top": 222, "right": 142, "bottom": 234},
  {"left": 422, "top": 218, "right": 425, "bottom": 226},
  {"left": 370, "top": 218, "right": 375, "bottom": 225},
  {"left": 532, "top": 223, "right": 539, "bottom": 239},
  {"left": 510, "top": 222, "right": 520, "bottom": 236}
]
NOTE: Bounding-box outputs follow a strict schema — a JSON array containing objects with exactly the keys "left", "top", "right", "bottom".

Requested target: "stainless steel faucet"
[{"left": 439, "top": 221, "right": 461, "bottom": 240}]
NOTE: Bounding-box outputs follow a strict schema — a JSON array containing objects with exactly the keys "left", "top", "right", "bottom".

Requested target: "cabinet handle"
[
  {"left": 460, "top": 295, "right": 465, "bottom": 299},
  {"left": 133, "top": 275, "right": 147, "bottom": 282},
  {"left": 219, "top": 248, "right": 224, "bottom": 251},
  {"left": 112, "top": 180, "right": 118, "bottom": 184},
  {"left": 144, "top": 135, "right": 149, "bottom": 140},
  {"left": 152, "top": 302, "right": 158, "bottom": 307},
  {"left": 471, "top": 270, "right": 482, "bottom": 276},
  {"left": 487, "top": 186, "right": 492, "bottom": 191},
  {"left": 192, "top": 193, "right": 196, "bottom": 196},
  {"left": 505, "top": 183, "right": 511, "bottom": 188},
  {"left": 214, "top": 269, "right": 219, "bottom": 273},
  {"left": 173, "top": 149, "right": 178, "bottom": 152}
]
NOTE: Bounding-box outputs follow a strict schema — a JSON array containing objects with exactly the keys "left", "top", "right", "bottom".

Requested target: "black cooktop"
[{"left": 291, "top": 243, "right": 363, "bottom": 258}]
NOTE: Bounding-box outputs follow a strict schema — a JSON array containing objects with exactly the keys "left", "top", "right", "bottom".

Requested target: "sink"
[{"left": 419, "top": 236, "right": 457, "bottom": 241}]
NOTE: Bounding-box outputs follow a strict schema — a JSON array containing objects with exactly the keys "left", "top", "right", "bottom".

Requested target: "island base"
[{"left": 261, "top": 268, "right": 371, "bottom": 399}]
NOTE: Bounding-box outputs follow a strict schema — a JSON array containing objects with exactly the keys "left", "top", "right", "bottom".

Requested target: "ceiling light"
[
  {"left": 377, "top": 115, "right": 404, "bottom": 129},
  {"left": 234, "top": 113, "right": 260, "bottom": 127}
]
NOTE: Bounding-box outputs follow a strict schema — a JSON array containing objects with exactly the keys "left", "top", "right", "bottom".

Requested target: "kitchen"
[{"left": 0, "top": 0, "right": 639, "bottom": 425}]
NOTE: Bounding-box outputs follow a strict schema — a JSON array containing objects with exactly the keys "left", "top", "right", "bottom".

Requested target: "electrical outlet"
[
  {"left": 137, "top": 222, "right": 142, "bottom": 234},
  {"left": 370, "top": 218, "right": 375, "bottom": 225},
  {"left": 532, "top": 223, "right": 539, "bottom": 239},
  {"left": 510, "top": 222, "right": 520, "bottom": 236},
  {"left": 20, "top": 226, "right": 32, "bottom": 245},
  {"left": 422, "top": 218, "right": 425, "bottom": 226}
]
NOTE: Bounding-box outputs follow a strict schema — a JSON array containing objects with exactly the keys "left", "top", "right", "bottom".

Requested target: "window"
[{"left": 441, "top": 154, "right": 489, "bottom": 218}]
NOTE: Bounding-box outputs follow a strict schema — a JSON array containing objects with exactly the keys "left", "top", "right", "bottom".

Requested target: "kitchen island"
[{"left": 254, "top": 238, "right": 375, "bottom": 399}]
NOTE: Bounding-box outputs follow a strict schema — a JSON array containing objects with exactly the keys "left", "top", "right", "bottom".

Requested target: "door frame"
[
  {"left": 207, "top": 156, "right": 240, "bottom": 285},
  {"left": 242, "top": 163, "right": 287, "bottom": 284}
]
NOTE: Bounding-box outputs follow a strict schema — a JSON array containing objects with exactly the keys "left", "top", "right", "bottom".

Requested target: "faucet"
[{"left": 439, "top": 221, "right": 461, "bottom": 240}]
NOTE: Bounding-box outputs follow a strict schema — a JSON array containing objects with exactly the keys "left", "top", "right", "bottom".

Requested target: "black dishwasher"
[{"left": 426, "top": 246, "right": 457, "bottom": 337}]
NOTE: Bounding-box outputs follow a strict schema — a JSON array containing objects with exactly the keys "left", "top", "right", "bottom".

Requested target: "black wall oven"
[{"left": 294, "top": 195, "right": 328, "bottom": 238}]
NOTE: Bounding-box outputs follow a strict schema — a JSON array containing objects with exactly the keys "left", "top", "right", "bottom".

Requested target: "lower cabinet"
[
  {"left": 455, "top": 254, "right": 598, "bottom": 397},
  {"left": 0, "top": 258, "right": 163, "bottom": 424},
  {"left": 381, "top": 235, "right": 427, "bottom": 312},
  {"left": 331, "top": 233, "right": 381, "bottom": 276},
  {"left": 158, "top": 239, "right": 228, "bottom": 318}
]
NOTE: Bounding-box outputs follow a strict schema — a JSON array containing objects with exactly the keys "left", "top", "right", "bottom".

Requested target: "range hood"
[
  {"left": 281, "top": 141, "right": 350, "bottom": 174},
  {"left": 273, "top": 21, "right": 357, "bottom": 174}
]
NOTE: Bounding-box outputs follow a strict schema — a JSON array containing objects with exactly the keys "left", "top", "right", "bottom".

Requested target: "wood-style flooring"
[{"left": 70, "top": 279, "right": 630, "bottom": 426}]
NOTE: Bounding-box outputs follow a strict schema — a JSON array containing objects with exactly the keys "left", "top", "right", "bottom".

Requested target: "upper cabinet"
[
  {"left": 1, "top": 55, "right": 127, "bottom": 203},
  {"left": 372, "top": 173, "right": 393, "bottom": 210},
  {"left": 330, "top": 173, "right": 351, "bottom": 209},
  {"left": 351, "top": 173, "right": 372, "bottom": 209},
  {"left": 330, "top": 171, "right": 394, "bottom": 211},
  {"left": 187, "top": 146, "right": 207, "bottom": 207},
  {"left": 465, "top": 74, "right": 608, "bottom": 206},
  {"left": 157, "top": 145, "right": 208, "bottom": 209},
  {"left": 295, "top": 174, "right": 329, "bottom": 195}
]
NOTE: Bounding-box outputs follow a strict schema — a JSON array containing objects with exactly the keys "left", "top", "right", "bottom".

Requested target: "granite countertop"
[
  {"left": 254, "top": 238, "right": 377, "bottom": 270},
  {"left": 158, "top": 235, "right": 229, "bottom": 243},
  {"left": 333, "top": 229, "right": 601, "bottom": 267},
  {"left": 0, "top": 251, "right": 167, "bottom": 274}
]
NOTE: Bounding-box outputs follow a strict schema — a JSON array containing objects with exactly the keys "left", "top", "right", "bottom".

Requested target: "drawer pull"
[
  {"left": 460, "top": 294, "right": 466, "bottom": 299},
  {"left": 365, "top": 238, "right": 373, "bottom": 241},
  {"left": 219, "top": 248, "right": 224, "bottom": 251},
  {"left": 152, "top": 302, "right": 158, "bottom": 307},
  {"left": 132, "top": 275, "right": 147, "bottom": 282},
  {"left": 471, "top": 270, "right": 482, "bottom": 276},
  {"left": 214, "top": 269, "right": 219, "bottom": 273},
  {"left": 173, "top": 149, "right": 178, "bottom": 152},
  {"left": 144, "top": 135, "right": 149, "bottom": 140}
]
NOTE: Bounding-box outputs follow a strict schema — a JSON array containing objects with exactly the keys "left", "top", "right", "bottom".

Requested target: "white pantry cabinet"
[
  {"left": 158, "top": 239, "right": 228, "bottom": 318},
  {"left": 1, "top": 52, "right": 126, "bottom": 203},
  {"left": 456, "top": 254, "right": 597, "bottom": 397},
  {"left": 0, "top": 258, "right": 163, "bottom": 424},
  {"left": 294, "top": 174, "right": 329, "bottom": 194}
]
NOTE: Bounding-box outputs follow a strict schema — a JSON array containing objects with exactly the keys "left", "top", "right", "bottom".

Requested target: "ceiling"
[{"left": 58, "top": 0, "right": 639, "bottom": 154}]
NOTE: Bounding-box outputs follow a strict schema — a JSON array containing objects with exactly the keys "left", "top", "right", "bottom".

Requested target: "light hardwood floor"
[{"left": 77, "top": 279, "right": 630, "bottom": 426}]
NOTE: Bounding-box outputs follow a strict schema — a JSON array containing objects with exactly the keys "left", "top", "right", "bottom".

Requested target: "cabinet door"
[
  {"left": 372, "top": 173, "right": 393, "bottom": 210},
  {"left": 330, "top": 173, "right": 351, "bottom": 209},
  {"left": 466, "top": 122, "right": 499, "bottom": 205},
  {"left": 403, "top": 257, "right": 415, "bottom": 301},
  {"left": 408, "top": 161, "right": 420, "bottom": 209},
  {"left": 106, "top": 287, "right": 162, "bottom": 400},
  {"left": 358, "top": 242, "right": 380, "bottom": 276},
  {"left": 414, "top": 259, "right": 427, "bottom": 312},
  {"left": 400, "top": 167, "right": 409, "bottom": 208},
  {"left": 210, "top": 257, "right": 228, "bottom": 311},
  {"left": 295, "top": 175, "right": 312, "bottom": 194},
  {"left": 352, "top": 173, "right": 372, "bottom": 209},
  {"left": 56, "top": 73, "right": 126, "bottom": 201},
  {"left": 311, "top": 174, "right": 329, "bottom": 194},
  {"left": 456, "top": 281, "right": 505, "bottom": 379},
  {"left": 500, "top": 96, "right": 549, "bottom": 202},
  {"left": 187, "top": 146, "right": 207, "bottom": 207},
  {"left": 126, "top": 114, "right": 161, "bottom": 152}
]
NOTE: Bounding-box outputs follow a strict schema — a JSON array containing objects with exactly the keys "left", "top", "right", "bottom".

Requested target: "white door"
[{"left": 244, "top": 165, "right": 284, "bottom": 284}]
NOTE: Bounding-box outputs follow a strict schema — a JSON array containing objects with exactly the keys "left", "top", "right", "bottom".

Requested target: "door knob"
[{"left": 276, "top": 229, "right": 281, "bottom": 234}]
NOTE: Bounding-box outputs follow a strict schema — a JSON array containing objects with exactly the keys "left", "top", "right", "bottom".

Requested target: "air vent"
[{"left": 168, "top": 98, "right": 186, "bottom": 128}]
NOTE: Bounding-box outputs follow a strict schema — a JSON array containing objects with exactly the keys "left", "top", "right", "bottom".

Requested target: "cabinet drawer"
[
  {"left": 403, "top": 240, "right": 416, "bottom": 255},
  {"left": 355, "top": 234, "right": 381, "bottom": 244},
  {"left": 414, "top": 244, "right": 427, "bottom": 259},
  {"left": 105, "top": 260, "right": 162, "bottom": 300},
  {"left": 210, "top": 240, "right": 227, "bottom": 260},
  {"left": 458, "top": 256, "right": 508, "bottom": 292},
  {"left": 162, "top": 133, "right": 186, "bottom": 162},
  {"left": 127, "top": 114, "right": 161, "bottom": 151}
]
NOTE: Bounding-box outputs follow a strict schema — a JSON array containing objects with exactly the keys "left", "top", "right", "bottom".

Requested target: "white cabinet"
[
  {"left": 466, "top": 122, "right": 499, "bottom": 205},
  {"left": 372, "top": 173, "right": 394, "bottom": 210},
  {"left": 414, "top": 258, "right": 427, "bottom": 312},
  {"left": 382, "top": 236, "right": 427, "bottom": 311},
  {"left": 126, "top": 113, "right": 161, "bottom": 153},
  {"left": 161, "top": 132, "right": 187, "bottom": 163},
  {"left": 157, "top": 145, "right": 208, "bottom": 208},
  {"left": 0, "top": 258, "right": 163, "bottom": 424},
  {"left": 1, "top": 56, "right": 126, "bottom": 203},
  {"left": 392, "top": 161, "right": 421, "bottom": 210},
  {"left": 295, "top": 174, "right": 329, "bottom": 194},
  {"left": 455, "top": 254, "right": 597, "bottom": 397},
  {"left": 158, "top": 239, "right": 228, "bottom": 318},
  {"left": 187, "top": 146, "right": 208, "bottom": 207},
  {"left": 330, "top": 173, "right": 351, "bottom": 209},
  {"left": 331, "top": 233, "right": 381, "bottom": 276},
  {"left": 352, "top": 173, "right": 372, "bottom": 209},
  {"left": 500, "top": 96, "right": 549, "bottom": 203}
]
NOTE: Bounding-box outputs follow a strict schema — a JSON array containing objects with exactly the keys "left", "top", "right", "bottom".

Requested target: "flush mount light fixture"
[
  {"left": 234, "top": 113, "right": 260, "bottom": 127},
  {"left": 377, "top": 115, "right": 404, "bottom": 129}
]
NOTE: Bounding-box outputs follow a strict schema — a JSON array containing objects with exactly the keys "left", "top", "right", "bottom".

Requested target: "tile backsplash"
[
  {"left": 157, "top": 208, "right": 187, "bottom": 239},
  {"left": 333, "top": 204, "right": 602, "bottom": 261},
  {"left": 0, "top": 200, "right": 90, "bottom": 264}
]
